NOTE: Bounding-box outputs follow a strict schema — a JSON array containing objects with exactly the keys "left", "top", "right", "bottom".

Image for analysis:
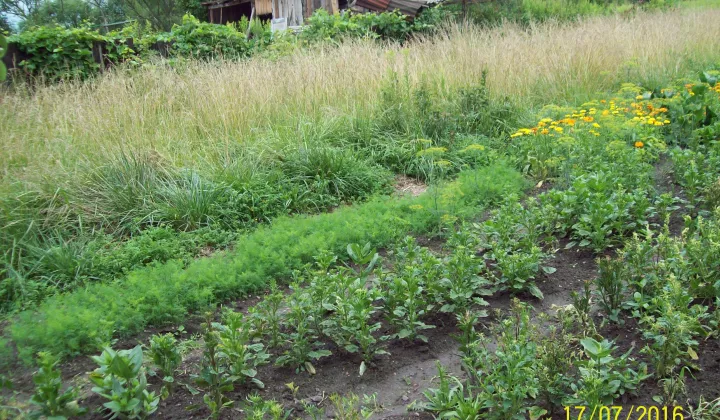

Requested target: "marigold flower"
[{"left": 634, "top": 141, "right": 644, "bottom": 148}]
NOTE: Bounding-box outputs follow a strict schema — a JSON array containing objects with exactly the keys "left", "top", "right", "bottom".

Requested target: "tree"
[
  {"left": 119, "top": 0, "right": 183, "bottom": 31},
  {"left": 0, "top": 0, "right": 42, "bottom": 22}
]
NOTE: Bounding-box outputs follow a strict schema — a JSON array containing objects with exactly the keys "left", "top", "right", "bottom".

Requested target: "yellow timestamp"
[{"left": 564, "top": 406, "right": 685, "bottom": 420}]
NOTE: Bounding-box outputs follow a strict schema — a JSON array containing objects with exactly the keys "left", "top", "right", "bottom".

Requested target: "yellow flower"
[
  {"left": 554, "top": 126, "right": 564, "bottom": 133},
  {"left": 602, "top": 110, "right": 610, "bottom": 116},
  {"left": 511, "top": 132, "right": 523, "bottom": 138},
  {"left": 635, "top": 95, "right": 643, "bottom": 100},
  {"left": 592, "top": 123, "right": 601, "bottom": 128},
  {"left": 634, "top": 141, "right": 644, "bottom": 148},
  {"left": 582, "top": 116, "right": 594, "bottom": 123},
  {"left": 416, "top": 147, "right": 447, "bottom": 157},
  {"left": 461, "top": 144, "right": 486, "bottom": 153},
  {"left": 541, "top": 129, "right": 549, "bottom": 135}
]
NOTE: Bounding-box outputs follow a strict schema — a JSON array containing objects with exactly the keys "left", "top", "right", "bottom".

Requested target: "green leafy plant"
[
  {"left": 565, "top": 338, "right": 648, "bottom": 407},
  {"left": 346, "top": 243, "right": 380, "bottom": 277},
  {"left": 89, "top": 345, "right": 160, "bottom": 419},
  {"left": 570, "top": 280, "right": 597, "bottom": 337},
  {"left": 243, "top": 393, "right": 291, "bottom": 420},
  {"left": 327, "top": 392, "right": 379, "bottom": 420},
  {"left": 594, "top": 257, "right": 627, "bottom": 323},
  {"left": 29, "top": 352, "right": 86, "bottom": 419},
  {"left": 191, "top": 313, "right": 235, "bottom": 419},
  {"left": 379, "top": 269, "right": 435, "bottom": 343},
  {"left": 248, "top": 280, "right": 284, "bottom": 350},
  {"left": 492, "top": 246, "right": 549, "bottom": 299},
  {"left": 322, "top": 277, "right": 387, "bottom": 375},
  {"left": 216, "top": 309, "right": 270, "bottom": 388},
  {"left": 461, "top": 301, "right": 544, "bottom": 419},
  {"left": 434, "top": 245, "right": 491, "bottom": 313},
  {"left": 148, "top": 333, "right": 182, "bottom": 396},
  {"left": 0, "top": 33, "right": 6, "bottom": 81},
  {"left": 275, "top": 282, "right": 331, "bottom": 374}
]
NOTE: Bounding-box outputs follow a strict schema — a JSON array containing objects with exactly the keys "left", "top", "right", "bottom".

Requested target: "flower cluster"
[{"left": 509, "top": 91, "right": 674, "bottom": 141}]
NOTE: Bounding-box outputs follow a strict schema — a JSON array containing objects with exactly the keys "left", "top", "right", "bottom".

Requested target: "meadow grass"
[{"left": 2, "top": 7, "right": 720, "bottom": 183}]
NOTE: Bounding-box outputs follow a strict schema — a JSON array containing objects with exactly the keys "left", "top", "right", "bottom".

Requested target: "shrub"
[{"left": 9, "top": 25, "right": 104, "bottom": 80}]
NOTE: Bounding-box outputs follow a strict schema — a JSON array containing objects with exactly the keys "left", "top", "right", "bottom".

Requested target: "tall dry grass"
[{"left": 2, "top": 6, "right": 720, "bottom": 183}]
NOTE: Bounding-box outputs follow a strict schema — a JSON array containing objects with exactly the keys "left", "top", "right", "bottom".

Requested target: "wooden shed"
[{"left": 202, "top": 0, "right": 341, "bottom": 26}]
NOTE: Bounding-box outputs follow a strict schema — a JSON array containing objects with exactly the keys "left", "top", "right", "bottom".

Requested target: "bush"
[{"left": 10, "top": 25, "right": 103, "bottom": 81}]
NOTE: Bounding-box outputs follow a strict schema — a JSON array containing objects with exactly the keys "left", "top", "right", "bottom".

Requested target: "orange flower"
[
  {"left": 634, "top": 141, "right": 644, "bottom": 148},
  {"left": 582, "top": 116, "right": 594, "bottom": 123}
]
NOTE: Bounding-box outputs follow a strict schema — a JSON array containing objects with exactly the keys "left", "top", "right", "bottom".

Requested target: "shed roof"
[{"left": 354, "top": 0, "right": 427, "bottom": 17}]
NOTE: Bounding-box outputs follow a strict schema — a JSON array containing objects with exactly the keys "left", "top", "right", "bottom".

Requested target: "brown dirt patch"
[{"left": 393, "top": 175, "right": 427, "bottom": 197}]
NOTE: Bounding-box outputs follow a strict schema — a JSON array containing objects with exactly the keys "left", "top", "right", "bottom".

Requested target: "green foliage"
[
  {"left": 148, "top": 333, "right": 182, "bottom": 394},
  {"left": 5, "top": 8, "right": 449, "bottom": 82},
  {"left": 327, "top": 393, "right": 379, "bottom": 420},
  {"left": 10, "top": 25, "right": 106, "bottom": 80},
  {"left": 89, "top": 345, "right": 160, "bottom": 419},
  {"left": 462, "top": 0, "right": 656, "bottom": 26},
  {"left": 243, "top": 393, "right": 291, "bottom": 420},
  {"left": 29, "top": 352, "right": 86, "bottom": 419},
  {"left": 0, "top": 32, "right": 7, "bottom": 80},
  {"left": 301, "top": 9, "right": 410, "bottom": 43},
  {"left": 564, "top": 338, "right": 649, "bottom": 407},
  {"left": 378, "top": 252, "right": 436, "bottom": 343},
  {"left": 274, "top": 280, "right": 332, "bottom": 374},
  {"left": 158, "top": 14, "right": 254, "bottom": 59},
  {"left": 216, "top": 309, "right": 270, "bottom": 388},
  {"left": 6, "top": 162, "right": 523, "bottom": 364},
  {"left": 191, "top": 313, "right": 235, "bottom": 419},
  {"left": 594, "top": 257, "right": 627, "bottom": 323}
]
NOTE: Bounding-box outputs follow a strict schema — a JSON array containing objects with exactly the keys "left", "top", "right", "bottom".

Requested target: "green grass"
[{"left": 4, "top": 162, "right": 526, "bottom": 364}]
